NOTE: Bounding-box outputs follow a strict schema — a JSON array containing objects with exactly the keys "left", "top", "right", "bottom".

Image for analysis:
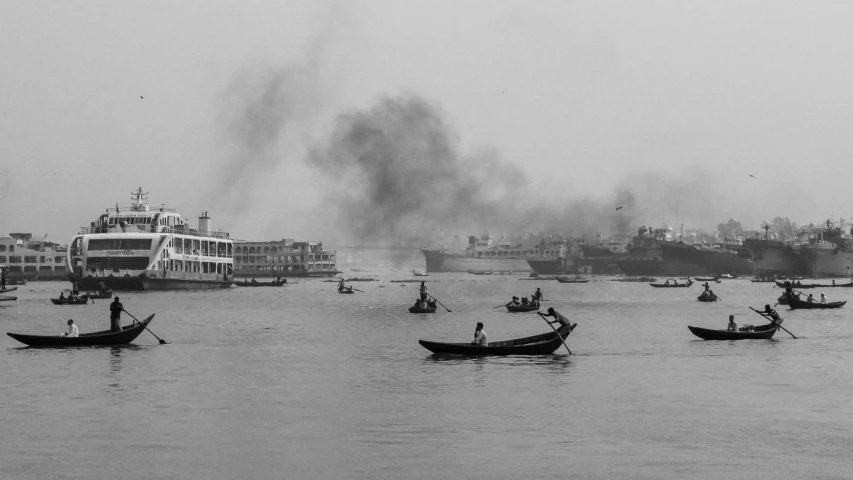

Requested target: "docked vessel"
[
  {"left": 657, "top": 241, "right": 753, "bottom": 276},
  {"left": 743, "top": 237, "right": 809, "bottom": 278},
  {"left": 798, "top": 223, "right": 853, "bottom": 278},
  {"left": 0, "top": 234, "right": 69, "bottom": 280},
  {"left": 421, "top": 233, "right": 536, "bottom": 273},
  {"left": 233, "top": 240, "right": 338, "bottom": 278},
  {"left": 68, "top": 188, "right": 233, "bottom": 291}
]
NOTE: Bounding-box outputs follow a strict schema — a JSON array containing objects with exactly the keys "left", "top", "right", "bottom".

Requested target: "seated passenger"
[
  {"left": 521, "top": 297, "right": 529, "bottom": 306},
  {"left": 471, "top": 322, "right": 488, "bottom": 346},
  {"left": 427, "top": 300, "right": 436, "bottom": 309},
  {"left": 727, "top": 315, "right": 738, "bottom": 332},
  {"left": 820, "top": 293, "right": 827, "bottom": 304},
  {"left": 807, "top": 294, "right": 814, "bottom": 303},
  {"left": 510, "top": 296, "right": 520, "bottom": 306},
  {"left": 59, "top": 292, "right": 65, "bottom": 300},
  {"left": 62, "top": 319, "right": 79, "bottom": 337}
]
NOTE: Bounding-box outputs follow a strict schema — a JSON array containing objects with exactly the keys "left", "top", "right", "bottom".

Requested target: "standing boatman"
[
  {"left": 419, "top": 281, "right": 429, "bottom": 302},
  {"left": 109, "top": 296, "right": 124, "bottom": 332},
  {"left": 533, "top": 287, "right": 544, "bottom": 302}
]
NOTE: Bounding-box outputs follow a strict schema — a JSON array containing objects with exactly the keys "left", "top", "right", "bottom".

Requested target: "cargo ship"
[
  {"left": 422, "top": 233, "right": 536, "bottom": 273},
  {"left": 68, "top": 188, "right": 234, "bottom": 290},
  {"left": 0, "top": 234, "right": 69, "bottom": 280},
  {"left": 743, "top": 237, "right": 809, "bottom": 278},
  {"left": 798, "top": 223, "right": 853, "bottom": 278},
  {"left": 657, "top": 241, "right": 753, "bottom": 276}
]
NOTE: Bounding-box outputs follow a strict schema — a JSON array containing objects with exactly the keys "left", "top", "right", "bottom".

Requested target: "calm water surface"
[{"left": 2, "top": 273, "right": 852, "bottom": 479}]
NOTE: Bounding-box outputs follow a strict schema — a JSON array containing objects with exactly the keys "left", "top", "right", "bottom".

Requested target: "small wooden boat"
[
  {"left": 419, "top": 322, "right": 576, "bottom": 355},
  {"left": 338, "top": 287, "right": 355, "bottom": 294},
  {"left": 50, "top": 295, "right": 91, "bottom": 305},
  {"left": 688, "top": 320, "right": 780, "bottom": 340},
  {"left": 468, "top": 270, "right": 493, "bottom": 275},
  {"left": 233, "top": 279, "right": 286, "bottom": 287},
  {"left": 751, "top": 277, "right": 776, "bottom": 283},
  {"left": 0, "top": 296, "right": 18, "bottom": 302},
  {"left": 775, "top": 280, "right": 817, "bottom": 289},
  {"left": 3, "top": 278, "right": 27, "bottom": 286},
  {"left": 787, "top": 296, "right": 846, "bottom": 310},
  {"left": 413, "top": 270, "right": 428, "bottom": 277},
  {"left": 7, "top": 314, "right": 155, "bottom": 347},
  {"left": 0, "top": 287, "right": 18, "bottom": 294},
  {"left": 697, "top": 293, "right": 718, "bottom": 302},
  {"left": 506, "top": 304, "right": 540, "bottom": 312},
  {"left": 777, "top": 294, "right": 789, "bottom": 306},
  {"left": 717, "top": 274, "right": 736, "bottom": 279},
  {"left": 85, "top": 290, "right": 113, "bottom": 299},
  {"left": 649, "top": 280, "right": 694, "bottom": 288},
  {"left": 693, "top": 276, "right": 716, "bottom": 282},
  {"left": 408, "top": 304, "right": 437, "bottom": 313},
  {"left": 556, "top": 277, "right": 590, "bottom": 283}
]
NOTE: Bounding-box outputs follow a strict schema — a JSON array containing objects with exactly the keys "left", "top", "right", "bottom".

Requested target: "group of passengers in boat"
[
  {"left": 782, "top": 280, "right": 829, "bottom": 304},
  {"left": 412, "top": 297, "right": 437, "bottom": 310},
  {"left": 470, "top": 307, "right": 571, "bottom": 347},
  {"left": 58, "top": 281, "right": 83, "bottom": 302},
  {"left": 507, "top": 288, "right": 545, "bottom": 307},
  {"left": 699, "top": 282, "right": 717, "bottom": 300},
  {"left": 727, "top": 304, "right": 782, "bottom": 332}
]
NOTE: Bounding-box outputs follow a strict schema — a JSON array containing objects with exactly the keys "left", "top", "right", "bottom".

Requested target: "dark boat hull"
[
  {"left": 505, "top": 304, "right": 540, "bottom": 312},
  {"left": 697, "top": 294, "right": 718, "bottom": 302},
  {"left": 0, "top": 296, "right": 18, "bottom": 302},
  {"left": 649, "top": 281, "right": 694, "bottom": 288},
  {"left": 0, "top": 287, "right": 18, "bottom": 294},
  {"left": 556, "top": 277, "right": 590, "bottom": 283},
  {"left": 7, "top": 314, "right": 155, "bottom": 347},
  {"left": 419, "top": 323, "right": 575, "bottom": 355},
  {"left": 787, "top": 298, "right": 846, "bottom": 309},
  {"left": 233, "top": 280, "right": 286, "bottom": 287},
  {"left": 50, "top": 296, "right": 91, "bottom": 305},
  {"left": 688, "top": 323, "right": 778, "bottom": 340},
  {"left": 409, "top": 306, "right": 437, "bottom": 313}
]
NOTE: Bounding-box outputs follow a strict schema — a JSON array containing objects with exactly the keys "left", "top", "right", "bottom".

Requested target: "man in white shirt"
[
  {"left": 471, "top": 322, "right": 488, "bottom": 346},
  {"left": 820, "top": 293, "right": 827, "bottom": 304},
  {"left": 62, "top": 319, "right": 79, "bottom": 337}
]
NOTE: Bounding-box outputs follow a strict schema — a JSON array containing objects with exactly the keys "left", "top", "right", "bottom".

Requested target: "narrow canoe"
[
  {"left": 419, "top": 322, "right": 576, "bottom": 355},
  {"left": 0, "top": 296, "right": 18, "bottom": 302},
  {"left": 7, "top": 314, "right": 155, "bottom": 347},
  {"left": 688, "top": 320, "right": 780, "bottom": 340},
  {"left": 50, "top": 296, "right": 91, "bottom": 305},
  {"left": 697, "top": 294, "right": 718, "bottom": 302},
  {"left": 409, "top": 305, "right": 437, "bottom": 313},
  {"left": 556, "top": 277, "right": 590, "bottom": 283},
  {"left": 3, "top": 279, "right": 27, "bottom": 286},
  {"left": 506, "top": 304, "right": 540, "bottom": 312},
  {"left": 649, "top": 281, "right": 694, "bottom": 288},
  {"left": 788, "top": 297, "right": 846, "bottom": 310},
  {"left": 0, "top": 287, "right": 18, "bottom": 294},
  {"left": 233, "top": 280, "right": 286, "bottom": 287},
  {"left": 775, "top": 280, "right": 818, "bottom": 289},
  {"left": 693, "top": 277, "right": 717, "bottom": 282}
]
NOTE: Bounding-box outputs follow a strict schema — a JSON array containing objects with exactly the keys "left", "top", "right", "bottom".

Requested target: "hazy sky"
[{"left": 2, "top": 1, "right": 853, "bottom": 244}]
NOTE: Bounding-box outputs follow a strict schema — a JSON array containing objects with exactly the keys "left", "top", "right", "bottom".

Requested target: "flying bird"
[
  {"left": 140, "top": 96, "right": 144, "bottom": 99},
  {"left": 748, "top": 174, "right": 755, "bottom": 178},
  {"left": 616, "top": 206, "right": 623, "bottom": 211}
]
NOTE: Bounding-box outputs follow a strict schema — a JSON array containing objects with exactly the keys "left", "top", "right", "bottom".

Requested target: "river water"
[{"left": 1, "top": 273, "right": 852, "bottom": 479}]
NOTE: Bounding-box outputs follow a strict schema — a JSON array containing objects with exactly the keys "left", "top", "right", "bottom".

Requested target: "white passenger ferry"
[{"left": 68, "top": 188, "right": 234, "bottom": 290}]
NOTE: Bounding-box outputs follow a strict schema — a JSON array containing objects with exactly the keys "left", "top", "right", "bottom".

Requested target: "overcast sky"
[{"left": 2, "top": 1, "right": 852, "bottom": 244}]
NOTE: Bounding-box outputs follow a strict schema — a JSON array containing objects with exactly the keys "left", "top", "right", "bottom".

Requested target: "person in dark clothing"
[{"left": 110, "top": 296, "right": 124, "bottom": 332}]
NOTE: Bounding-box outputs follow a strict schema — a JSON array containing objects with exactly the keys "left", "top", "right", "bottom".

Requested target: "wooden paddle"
[
  {"left": 749, "top": 307, "right": 797, "bottom": 339},
  {"left": 123, "top": 309, "right": 167, "bottom": 344},
  {"left": 427, "top": 294, "right": 451, "bottom": 312},
  {"left": 538, "top": 312, "right": 571, "bottom": 354},
  {"left": 350, "top": 288, "right": 365, "bottom": 293}
]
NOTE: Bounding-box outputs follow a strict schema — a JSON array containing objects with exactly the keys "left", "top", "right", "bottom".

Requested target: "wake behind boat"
[{"left": 7, "top": 314, "right": 155, "bottom": 347}]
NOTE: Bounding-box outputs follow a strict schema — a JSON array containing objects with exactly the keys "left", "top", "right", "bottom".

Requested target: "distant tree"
[{"left": 716, "top": 218, "right": 743, "bottom": 238}]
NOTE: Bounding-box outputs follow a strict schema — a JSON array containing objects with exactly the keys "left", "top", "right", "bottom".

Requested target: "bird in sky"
[
  {"left": 748, "top": 174, "right": 755, "bottom": 178},
  {"left": 140, "top": 96, "right": 144, "bottom": 99},
  {"left": 616, "top": 206, "right": 623, "bottom": 211}
]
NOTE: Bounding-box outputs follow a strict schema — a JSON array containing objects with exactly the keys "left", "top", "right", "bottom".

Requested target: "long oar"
[
  {"left": 427, "top": 294, "right": 451, "bottom": 313},
  {"left": 351, "top": 288, "right": 365, "bottom": 293},
  {"left": 123, "top": 309, "right": 167, "bottom": 344},
  {"left": 493, "top": 304, "right": 509, "bottom": 309},
  {"left": 538, "top": 312, "right": 571, "bottom": 354},
  {"left": 749, "top": 307, "right": 797, "bottom": 339}
]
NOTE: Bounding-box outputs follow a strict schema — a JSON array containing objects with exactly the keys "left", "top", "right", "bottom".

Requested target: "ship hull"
[
  {"left": 422, "top": 250, "right": 531, "bottom": 273},
  {"left": 743, "top": 239, "right": 809, "bottom": 277},
  {"left": 799, "top": 247, "right": 853, "bottom": 278},
  {"left": 78, "top": 274, "right": 233, "bottom": 291},
  {"left": 659, "top": 242, "right": 753, "bottom": 275},
  {"left": 617, "top": 258, "right": 665, "bottom": 275},
  {"left": 527, "top": 258, "right": 565, "bottom": 275}
]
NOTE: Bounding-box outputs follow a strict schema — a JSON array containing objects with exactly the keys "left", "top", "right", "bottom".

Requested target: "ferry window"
[
  {"left": 25, "top": 256, "right": 37, "bottom": 263},
  {"left": 0, "top": 245, "right": 5, "bottom": 252},
  {"left": 8, "top": 246, "right": 13, "bottom": 253},
  {"left": 0, "top": 256, "right": 5, "bottom": 262},
  {"left": 40, "top": 256, "right": 46, "bottom": 262},
  {"left": 55, "top": 256, "right": 64, "bottom": 263},
  {"left": 264, "top": 247, "right": 270, "bottom": 254},
  {"left": 39, "top": 266, "right": 52, "bottom": 272}
]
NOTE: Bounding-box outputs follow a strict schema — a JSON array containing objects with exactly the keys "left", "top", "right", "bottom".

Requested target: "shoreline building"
[{"left": 233, "top": 239, "right": 338, "bottom": 278}]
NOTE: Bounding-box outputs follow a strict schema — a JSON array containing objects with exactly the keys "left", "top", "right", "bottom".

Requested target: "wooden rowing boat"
[
  {"left": 50, "top": 295, "right": 91, "bottom": 305},
  {"left": 3, "top": 279, "right": 27, "bottom": 286},
  {"left": 409, "top": 305, "right": 437, "bottom": 313},
  {"left": 787, "top": 296, "right": 846, "bottom": 310},
  {"left": 688, "top": 319, "right": 781, "bottom": 340},
  {"left": 775, "top": 280, "right": 818, "bottom": 289},
  {"left": 0, "top": 287, "right": 18, "bottom": 294},
  {"left": 0, "top": 296, "right": 18, "bottom": 302},
  {"left": 697, "top": 293, "right": 718, "bottom": 302},
  {"left": 556, "top": 277, "right": 590, "bottom": 283},
  {"left": 233, "top": 279, "right": 286, "bottom": 287},
  {"left": 505, "top": 304, "right": 540, "bottom": 312},
  {"left": 419, "top": 322, "right": 576, "bottom": 355},
  {"left": 693, "top": 276, "right": 716, "bottom": 282},
  {"left": 7, "top": 314, "right": 155, "bottom": 347},
  {"left": 649, "top": 280, "right": 694, "bottom": 288}
]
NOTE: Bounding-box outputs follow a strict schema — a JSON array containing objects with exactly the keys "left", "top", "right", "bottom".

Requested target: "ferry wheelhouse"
[{"left": 68, "top": 189, "right": 233, "bottom": 290}]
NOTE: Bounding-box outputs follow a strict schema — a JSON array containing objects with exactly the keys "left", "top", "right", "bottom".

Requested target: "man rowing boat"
[{"left": 543, "top": 307, "right": 571, "bottom": 328}]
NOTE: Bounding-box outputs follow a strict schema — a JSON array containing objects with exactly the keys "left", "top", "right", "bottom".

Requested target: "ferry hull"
[
  {"left": 659, "top": 242, "right": 753, "bottom": 276},
  {"left": 422, "top": 250, "right": 531, "bottom": 273},
  {"left": 77, "top": 274, "right": 232, "bottom": 291},
  {"left": 527, "top": 258, "right": 565, "bottom": 275}
]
